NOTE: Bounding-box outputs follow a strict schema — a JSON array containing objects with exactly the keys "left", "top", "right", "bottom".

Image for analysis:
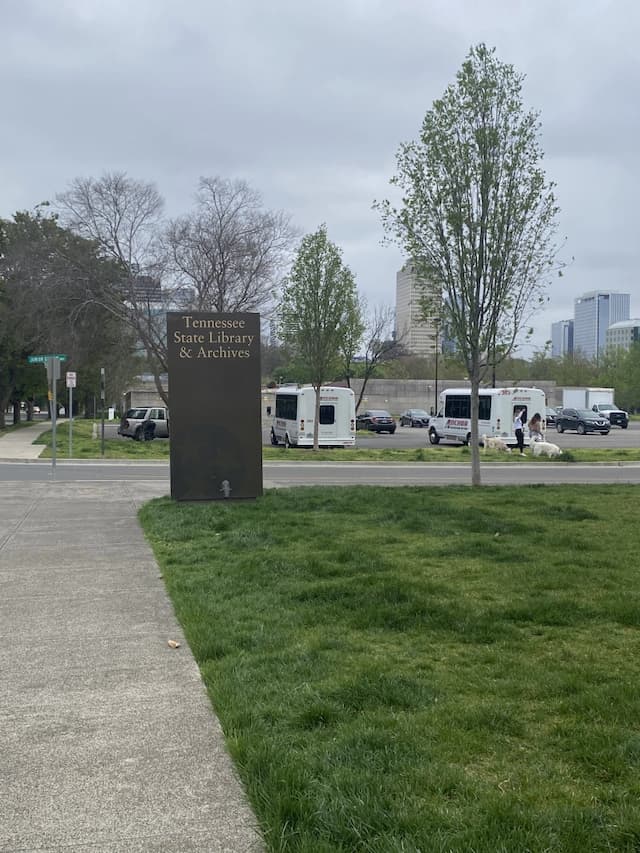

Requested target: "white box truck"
[
  {"left": 428, "top": 387, "right": 547, "bottom": 447},
  {"left": 562, "top": 387, "right": 614, "bottom": 409},
  {"left": 270, "top": 385, "right": 356, "bottom": 448},
  {"left": 561, "top": 388, "right": 629, "bottom": 428}
]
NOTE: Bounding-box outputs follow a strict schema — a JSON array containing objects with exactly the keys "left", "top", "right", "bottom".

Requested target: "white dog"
[
  {"left": 482, "top": 434, "right": 512, "bottom": 453},
  {"left": 531, "top": 440, "right": 562, "bottom": 458}
]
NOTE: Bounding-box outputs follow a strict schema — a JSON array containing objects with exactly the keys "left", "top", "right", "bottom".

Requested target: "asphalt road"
[{"left": 2, "top": 459, "right": 640, "bottom": 488}]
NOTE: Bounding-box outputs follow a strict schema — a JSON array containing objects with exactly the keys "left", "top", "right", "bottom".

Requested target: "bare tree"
[
  {"left": 165, "top": 177, "right": 298, "bottom": 316},
  {"left": 350, "top": 304, "right": 406, "bottom": 412},
  {"left": 56, "top": 172, "right": 169, "bottom": 401},
  {"left": 57, "top": 172, "right": 164, "bottom": 272},
  {"left": 337, "top": 300, "right": 405, "bottom": 408}
]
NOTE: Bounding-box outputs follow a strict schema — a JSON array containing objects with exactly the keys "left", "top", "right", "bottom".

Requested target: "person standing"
[
  {"left": 528, "top": 412, "right": 544, "bottom": 443},
  {"left": 513, "top": 408, "right": 526, "bottom": 455}
]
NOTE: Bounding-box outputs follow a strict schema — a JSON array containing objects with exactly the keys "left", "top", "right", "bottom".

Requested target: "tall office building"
[
  {"left": 606, "top": 319, "right": 640, "bottom": 350},
  {"left": 395, "top": 263, "right": 441, "bottom": 357},
  {"left": 551, "top": 319, "right": 574, "bottom": 358},
  {"left": 573, "top": 291, "right": 630, "bottom": 360}
]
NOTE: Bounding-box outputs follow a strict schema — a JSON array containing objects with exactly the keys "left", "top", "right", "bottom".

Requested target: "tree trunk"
[
  {"left": 153, "top": 369, "right": 169, "bottom": 406},
  {"left": 312, "top": 383, "right": 321, "bottom": 451},
  {"left": 469, "top": 363, "right": 482, "bottom": 486}
]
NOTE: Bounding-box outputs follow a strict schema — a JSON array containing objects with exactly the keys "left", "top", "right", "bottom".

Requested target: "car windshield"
[
  {"left": 369, "top": 411, "right": 391, "bottom": 417},
  {"left": 127, "top": 409, "right": 148, "bottom": 418},
  {"left": 576, "top": 409, "right": 597, "bottom": 418},
  {"left": 411, "top": 410, "right": 429, "bottom": 417}
]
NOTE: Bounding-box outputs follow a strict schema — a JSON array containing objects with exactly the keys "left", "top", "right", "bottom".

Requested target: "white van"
[
  {"left": 270, "top": 385, "right": 356, "bottom": 448},
  {"left": 428, "top": 387, "right": 547, "bottom": 447}
]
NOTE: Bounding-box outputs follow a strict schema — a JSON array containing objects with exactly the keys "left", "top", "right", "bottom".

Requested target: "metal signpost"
[
  {"left": 100, "top": 368, "right": 106, "bottom": 457},
  {"left": 27, "top": 354, "right": 67, "bottom": 474},
  {"left": 66, "top": 371, "right": 76, "bottom": 458}
]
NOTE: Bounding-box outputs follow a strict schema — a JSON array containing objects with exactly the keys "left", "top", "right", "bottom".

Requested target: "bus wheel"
[
  {"left": 462, "top": 433, "right": 471, "bottom": 446},
  {"left": 270, "top": 429, "right": 279, "bottom": 446},
  {"left": 428, "top": 429, "right": 440, "bottom": 445},
  {"left": 284, "top": 434, "right": 291, "bottom": 449}
]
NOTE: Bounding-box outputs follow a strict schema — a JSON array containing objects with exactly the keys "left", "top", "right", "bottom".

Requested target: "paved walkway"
[
  {"left": 0, "top": 425, "right": 264, "bottom": 852},
  {"left": 0, "top": 421, "right": 52, "bottom": 460}
]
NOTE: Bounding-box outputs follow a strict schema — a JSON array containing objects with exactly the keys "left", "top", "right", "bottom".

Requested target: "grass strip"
[
  {"left": 140, "top": 485, "right": 640, "bottom": 852},
  {"left": 33, "top": 421, "right": 640, "bottom": 463}
]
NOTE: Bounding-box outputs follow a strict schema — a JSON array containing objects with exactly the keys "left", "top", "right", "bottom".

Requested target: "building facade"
[
  {"left": 551, "top": 319, "right": 574, "bottom": 358},
  {"left": 605, "top": 319, "right": 640, "bottom": 351},
  {"left": 573, "top": 291, "right": 630, "bottom": 360},
  {"left": 395, "top": 263, "right": 441, "bottom": 357}
]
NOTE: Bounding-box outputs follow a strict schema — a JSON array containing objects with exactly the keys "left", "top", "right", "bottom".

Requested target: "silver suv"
[{"left": 118, "top": 407, "right": 169, "bottom": 441}]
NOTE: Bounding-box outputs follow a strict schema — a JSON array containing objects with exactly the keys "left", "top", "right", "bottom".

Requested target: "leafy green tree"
[
  {"left": 279, "top": 225, "right": 362, "bottom": 449},
  {"left": 0, "top": 209, "right": 135, "bottom": 425},
  {"left": 600, "top": 343, "right": 640, "bottom": 412},
  {"left": 377, "top": 44, "right": 561, "bottom": 484}
]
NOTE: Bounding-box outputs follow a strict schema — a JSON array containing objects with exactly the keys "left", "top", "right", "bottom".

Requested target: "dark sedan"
[
  {"left": 555, "top": 408, "right": 610, "bottom": 435},
  {"left": 545, "top": 406, "right": 561, "bottom": 428},
  {"left": 356, "top": 410, "right": 397, "bottom": 434},
  {"left": 399, "top": 409, "right": 430, "bottom": 428}
]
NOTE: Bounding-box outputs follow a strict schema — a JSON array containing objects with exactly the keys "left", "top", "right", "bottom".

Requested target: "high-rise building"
[
  {"left": 551, "top": 319, "right": 574, "bottom": 358},
  {"left": 395, "top": 263, "right": 441, "bottom": 357},
  {"left": 573, "top": 291, "right": 630, "bottom": 360},
  {"left": 606, "top": 319, "right": 640, "bottom": 351}
]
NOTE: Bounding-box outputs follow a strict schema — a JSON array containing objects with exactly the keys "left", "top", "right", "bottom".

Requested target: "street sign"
[
  {"left": 66, "top": 371, "right": 77, "bottom": 388},
  {"left": 28, "top": 354, "right": 67, "bottom": 363}
]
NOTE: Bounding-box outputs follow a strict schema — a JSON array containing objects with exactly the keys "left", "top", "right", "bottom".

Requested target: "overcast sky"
[{"left": 3, "top": 0, "right": 639, "bottom": 356}]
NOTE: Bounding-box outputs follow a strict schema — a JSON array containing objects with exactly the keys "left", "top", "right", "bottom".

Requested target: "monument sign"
[{"left": 167, "top": 312, "right": 262, "bottom": 501}]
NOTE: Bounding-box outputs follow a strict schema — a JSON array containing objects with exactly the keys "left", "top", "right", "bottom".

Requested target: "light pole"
[{"left": 433, "top": 317, "right": 441, "bottom": 415}]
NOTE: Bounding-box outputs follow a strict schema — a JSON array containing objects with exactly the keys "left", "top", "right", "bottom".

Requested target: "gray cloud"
[{"left": 2, "top": 0, "right": 639, "bottom": 354}]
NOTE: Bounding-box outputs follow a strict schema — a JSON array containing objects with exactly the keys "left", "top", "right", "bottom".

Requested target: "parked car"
[
  {"left": 399, "top": 409, "right": 430, "bottom": 428},
  {"left": 356, "top": 410, "right": 396, "bottom": 434},
  {"left": 555, "top": 408, "right": 610, "bottom": 435},
  {"left": 545, "top": 406, "right": 561, "bottom": 428},
  {"left": 591, "top": 402, "right": 629, "bottom": 429},
  {"left": 118, "top": 406, "right": 170, "bottom": 441}
]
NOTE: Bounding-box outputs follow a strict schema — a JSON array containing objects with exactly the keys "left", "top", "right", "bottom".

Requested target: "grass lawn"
[
  {"left": 140, "top": 485, "right": 640, "bottom": 852},
  {"left": 35, "top": 420, "right": 170, "bottom": 460},
  {"left": 32, "top": 420, "right": 640, "bottom": 463}
]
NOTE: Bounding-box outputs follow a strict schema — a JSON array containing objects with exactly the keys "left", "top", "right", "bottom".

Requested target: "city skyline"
[{"left": 553, "top": 290, "right": 633, "bottom": 361}]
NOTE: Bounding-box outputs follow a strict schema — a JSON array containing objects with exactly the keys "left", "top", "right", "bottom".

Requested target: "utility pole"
[{"left": 433, "top": 317, "right": 441, "bottom": 415}]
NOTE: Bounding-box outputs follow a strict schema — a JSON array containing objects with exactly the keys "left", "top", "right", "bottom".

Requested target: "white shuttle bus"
[
  {"left": 270, "top": 385, "right": 356, "bottom": 448},
  {"left": 428, "top": 387, "right": 547, "bottom": 447}
]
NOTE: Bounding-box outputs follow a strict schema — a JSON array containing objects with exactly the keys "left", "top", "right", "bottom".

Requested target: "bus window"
[
  {"left": 444, "top": 395, "right": 471, "bottom": 418},
  {"left": 319, "top": 405, "right": 335, "bottom": 425},
  {"left": 478, "top": 396, "right": 492, "bottom": 420},
  {"left": 275, "top": 394, "right": 297, "bottom": 420}
]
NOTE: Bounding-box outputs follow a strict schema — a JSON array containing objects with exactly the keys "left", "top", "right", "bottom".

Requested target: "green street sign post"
[
  {"left": 27, "top": 354, "right": 68, "bottom": 364},
  {"left": 27, "top": 355, "right": 67, "bottom": 474}
]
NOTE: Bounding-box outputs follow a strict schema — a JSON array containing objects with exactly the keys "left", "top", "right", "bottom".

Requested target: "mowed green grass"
[
  {"left": 140, "top": 485, "right": 640, "bottom": 852},
  {"left": 33, "top": 420, "right": 640, "bottom": 463}
]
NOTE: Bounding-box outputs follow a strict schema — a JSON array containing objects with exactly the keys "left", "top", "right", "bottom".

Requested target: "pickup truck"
[
  {"left": 118, "top": 407, "right": 170, "bottom": 441},
  {"left": 591, "top": 403, "right": 629, "bottom": 429}
]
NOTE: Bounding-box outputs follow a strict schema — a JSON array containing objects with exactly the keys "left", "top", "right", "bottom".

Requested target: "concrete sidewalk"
[
  {"left": 0, "top": 421, "right": 52, "bottom": 460},
  {"left": 0, "top": 468, "right": 264, "bottom": 849}
]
